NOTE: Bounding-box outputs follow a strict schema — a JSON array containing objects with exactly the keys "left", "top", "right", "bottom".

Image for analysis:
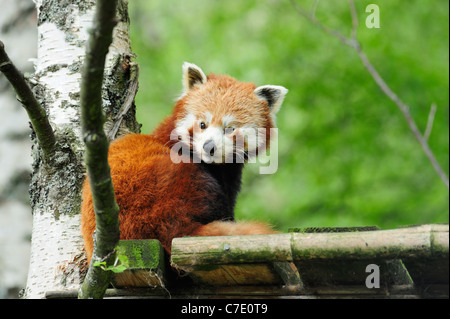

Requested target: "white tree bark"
[{"left": 24, "top": 0, "right": 137, "bottom": 299}]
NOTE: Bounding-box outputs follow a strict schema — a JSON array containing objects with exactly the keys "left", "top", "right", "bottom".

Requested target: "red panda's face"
[{"left": 173, "top": 63, "right": 287, "bottom": 164}]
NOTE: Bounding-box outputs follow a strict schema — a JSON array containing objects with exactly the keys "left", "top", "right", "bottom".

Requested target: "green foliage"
[
  {"left": 128, "top": 0, "right": 449, "bottom": 231},
  {"left": 93, "top": 254, "right": 128, "bottom": 274}
]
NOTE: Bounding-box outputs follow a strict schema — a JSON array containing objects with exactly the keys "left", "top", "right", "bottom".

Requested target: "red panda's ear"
[
  {"left": 254, "top": 85, "right": 288, "bottom": 114},
  {"left": 182, "top": 62, "right": 207, "bottom": 92}
]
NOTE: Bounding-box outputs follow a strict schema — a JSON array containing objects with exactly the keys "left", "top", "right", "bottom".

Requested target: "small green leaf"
[
  {"left": 93, "top": 261, "right": 107, "bottom": 268},
  {"left": 110, "top": 265, "right": 127, "bottom": 273}
]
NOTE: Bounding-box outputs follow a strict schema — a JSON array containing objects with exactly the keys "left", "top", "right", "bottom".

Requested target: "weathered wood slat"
[
  {"left": 294, "top": 258, "right": 414, "bottom": 288},
  {"left": 289, "top": 226, "right": 380, "bottom": 233},
  {"left": 171, "top": 224, "right": 448, "bottom": 267},
  {"left": 187, "top": 264, "right": 282, "bottom": 286},
  {"left": 171, "top": 234, "right": 292, "bottom": 268},
  {"left": 80, "top": 224, "right": 448, "bottom": 298},
  {"left": 170, "top": 224, "right": 448, "bottom": 290},
  {"left": 113, "top": 239, "right": 166, "bottom": 288},
  {"left": 291, "top": 224, "right": 448, "bottom": 261},
  {"left": 47, "top": 283, "right": 447, "bottom": 299}
]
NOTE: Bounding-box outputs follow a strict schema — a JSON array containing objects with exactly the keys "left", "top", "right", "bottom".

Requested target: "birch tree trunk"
[{"left": 24, "top": 0, "right": 139, "bottom": 299}]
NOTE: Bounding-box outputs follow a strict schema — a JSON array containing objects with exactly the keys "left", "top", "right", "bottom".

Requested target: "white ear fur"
[
  {"left": 182, "top": 62, "right": 207, "bottom": 92},
  {"left": 254, "top": 85, "right": 288, "bottom": 114}
]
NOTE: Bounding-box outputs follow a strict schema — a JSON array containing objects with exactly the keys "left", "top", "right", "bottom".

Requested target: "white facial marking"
[
  {"left": 202, "top": 111, "right": 213, "bottom": 125},
  {"left": 222, "top": 115, "right": 236, "bottom": 129},
  {"left": 175, "top": 113, "right": 196, "bottom": 144}
]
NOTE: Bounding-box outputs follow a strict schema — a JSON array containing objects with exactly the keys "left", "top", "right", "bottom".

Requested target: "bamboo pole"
[{"left": 171, "top": 224, "right": 449, "bottom": 267}]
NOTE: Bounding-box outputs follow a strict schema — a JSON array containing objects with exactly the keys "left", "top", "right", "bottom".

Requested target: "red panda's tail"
[{"left": 191, "top": 220, "right": 278, "bottom": 237}]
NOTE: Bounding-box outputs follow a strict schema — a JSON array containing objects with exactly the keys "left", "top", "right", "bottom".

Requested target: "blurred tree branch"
[
  {"left": 0, "top": 41, "right": 56, "bottom": 163},
  {"left": 78, "top": 0, "right": 120, "bottom": 299},
  {"left": 424, "top": 103, "right": 437, "bottom": 142},
  {"left": 290, "top": 0, "right": 449, "bottom": 190}
]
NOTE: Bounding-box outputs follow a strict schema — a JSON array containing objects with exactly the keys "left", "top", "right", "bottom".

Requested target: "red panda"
[{"left": 81, "top": 62, "right": 288, "bottom": 262}]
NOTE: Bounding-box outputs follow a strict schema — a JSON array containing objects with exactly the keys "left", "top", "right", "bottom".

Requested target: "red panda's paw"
[{"left": 191, "top": 220, "right": 279, "bottom": 237}]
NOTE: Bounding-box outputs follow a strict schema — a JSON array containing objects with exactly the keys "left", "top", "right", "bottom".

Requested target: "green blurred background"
[{"left": 127, "top": 0, "right": 449, "bottom": 231}]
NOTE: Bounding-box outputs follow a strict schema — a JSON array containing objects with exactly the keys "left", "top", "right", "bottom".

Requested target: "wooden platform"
[{"left": 45, "top": 224, "right": 449, "bottom": 299}]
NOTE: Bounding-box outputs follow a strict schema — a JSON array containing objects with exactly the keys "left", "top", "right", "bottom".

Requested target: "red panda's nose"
[{"left": 203, "top": 140, "right": 216, "bottom": 156}]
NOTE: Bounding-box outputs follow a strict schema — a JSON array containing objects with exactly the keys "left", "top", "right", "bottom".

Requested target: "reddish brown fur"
[{"left": 81, "top": 73, "right": 278, "bottom": 263}]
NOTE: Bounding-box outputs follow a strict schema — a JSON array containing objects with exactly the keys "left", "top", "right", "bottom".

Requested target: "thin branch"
[
  {"left": 290, "top": 0, "right": 449, "bottom": 189},
  {"left": 289, "top": 0, "right": 356, "bottom": 48},
  {"left": 0, "top": 40, "right": 56, "bottom": 163},
  {"left": 424, "top": 103, "right": 437, "bottom": 142},
  {"left": 348, "top": 0, "right": 358, "bottom": 42},
  {"left": 78, "top": 0, "right": 120, "bottom": 299},
  {"left": 347, "top": 0, "right": 448, "bottom": 190},
  {"left": 310, "top": 0, "right": 321, "bottom": 20}
]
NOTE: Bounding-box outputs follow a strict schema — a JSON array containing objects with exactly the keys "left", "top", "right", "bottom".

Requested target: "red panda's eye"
[
  {"left": 200, "top": 122, "right": 206, "bottom": 130},
  {"left": 224, "top": 127, "right": 235, "bottom": 134}
]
